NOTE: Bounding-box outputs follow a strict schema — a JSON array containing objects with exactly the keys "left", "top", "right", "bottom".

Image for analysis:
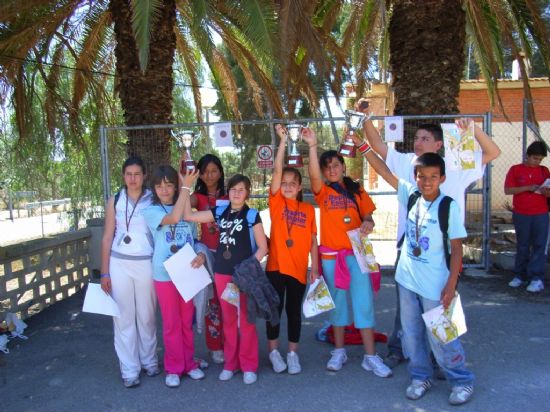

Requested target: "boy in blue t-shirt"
[{"left": 358, "top": 145, "right": 475, "bottom": 406}]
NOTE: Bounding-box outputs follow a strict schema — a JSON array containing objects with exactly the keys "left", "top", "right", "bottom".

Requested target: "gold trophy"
[
  {"left": 286, "top": 123, "right": 306, "bottom": 168},
  {"left": 338, "top": 110, "right": 367, "bottom": 158},
  {"left": 172, "top": 130, "right": 198, "bottom": 174}
]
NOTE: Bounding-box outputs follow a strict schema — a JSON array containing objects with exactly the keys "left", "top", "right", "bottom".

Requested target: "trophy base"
[
  {"left": 180, "top": 159, "right": 196, "bottom": 175},
  {"left": 286, "top": 155, "right": 303, "bottom": 168},
  {"left": 338, "top": 143, "right": 357, "bottom": 158}
]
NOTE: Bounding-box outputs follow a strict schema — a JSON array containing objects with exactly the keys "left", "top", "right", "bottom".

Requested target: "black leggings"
[{"left": 266, "top": 271, "right": 306, "bottom": 343}]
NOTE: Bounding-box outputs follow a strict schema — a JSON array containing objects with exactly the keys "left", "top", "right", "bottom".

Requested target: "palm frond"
[
  {"left": 72, "top": 9, "right": 111, "bottom": 124},
  {"left": 129, "top": 0, "right": 163, "bottom": 73}
]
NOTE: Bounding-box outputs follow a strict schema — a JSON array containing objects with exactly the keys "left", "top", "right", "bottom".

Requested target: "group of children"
[{"left": 101, "top": 108, "right": 504, "bottom": 406}]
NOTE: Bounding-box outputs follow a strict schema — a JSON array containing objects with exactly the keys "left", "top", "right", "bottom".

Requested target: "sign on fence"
[{"left": 256, "top": 145, "right": 274, "bottom": 169}]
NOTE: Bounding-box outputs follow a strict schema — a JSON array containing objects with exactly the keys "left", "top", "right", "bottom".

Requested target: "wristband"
[
  {"left": 356, "top": 140, "right": 369, "bottom": 149},
  {"left": 358, "top": 142, "right": 372, "bottom": 155},
  {"left": 181, "top": 186, "right": 191, "bottom": 192},
  {"left": 100, "top": 273, "right": 110, "bottom": 278}
]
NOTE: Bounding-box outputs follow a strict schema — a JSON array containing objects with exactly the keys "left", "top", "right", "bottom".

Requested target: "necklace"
[
  {"left": 222, "top": 207, "right": 242, "bottom": 259},
  {"left": 160, "top": 204, "right": 179, "bottom": 253},
  {"left": 283, "top": 198, "right": 300, "bottom": 248},
  {"left": 413, "top": 198, "right": 435, "bottom": 257},
  {"left": 123, "top": 189, "right": 144, "bottom": 244}
]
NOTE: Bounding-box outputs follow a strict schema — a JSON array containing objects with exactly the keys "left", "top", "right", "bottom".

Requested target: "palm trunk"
[
  {"left": 389, "top": 0, "right": 465, "bottom": 149},
  {"left": 111, "top": 0, "right": 176, "bottom": 173}
]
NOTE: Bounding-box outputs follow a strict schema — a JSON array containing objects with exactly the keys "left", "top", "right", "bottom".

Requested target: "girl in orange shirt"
[
  {"left": 304, "top": 127, "right": 391, "bottom": 378},
  {"left": 265, "top": 124, "right": 319, "bottom": 375}
]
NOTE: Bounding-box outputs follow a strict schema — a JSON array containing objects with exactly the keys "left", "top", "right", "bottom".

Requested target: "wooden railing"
[{"left": 0, "top": 229, "right": 91, "bottom": 319}]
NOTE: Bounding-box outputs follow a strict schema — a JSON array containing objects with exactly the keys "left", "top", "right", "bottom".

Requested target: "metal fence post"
[
  {"left": 483, "top": 112, "right": 493, "bottom": 271},
  {"left": 99, "top": 125, "right": 110, "bottom": 202}
]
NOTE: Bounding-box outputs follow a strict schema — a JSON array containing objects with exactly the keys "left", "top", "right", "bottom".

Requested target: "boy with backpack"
[
  {"left": 355, "top": 102, "right": 500, "bottom": 367},
  {"left": 355, "top": 142, "right": 475, "bottom": 406}
]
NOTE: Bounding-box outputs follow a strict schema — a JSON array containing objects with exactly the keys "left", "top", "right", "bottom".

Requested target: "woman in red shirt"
[{"left": 190, "top": 154, "right": 228, "bottom": 364}]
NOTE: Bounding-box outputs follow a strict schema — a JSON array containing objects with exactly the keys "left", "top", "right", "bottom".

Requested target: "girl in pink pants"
[{"left": 181, "top": 172, "right": 269, "bottom": 384}]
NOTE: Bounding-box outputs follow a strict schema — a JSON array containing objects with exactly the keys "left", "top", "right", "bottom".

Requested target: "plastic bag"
[
  {"left": 302, "top": 277, "right": 335, "bottom": 318},
  {"left": 220, "top": 282, "right": 240, "bottom": 307}
]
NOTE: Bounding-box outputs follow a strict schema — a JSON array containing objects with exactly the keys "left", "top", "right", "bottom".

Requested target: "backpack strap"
[
  {"left": 397, "top": 190, "right": 422, "bottom": 249},
  {"left": 246, "top": 208, "right": 258, "bottom": 253},
  {"left": 438, "top": 196, "right": 453, "bottom": 270},
  {"left": 113, "top": 190, "right": 122, "bottom": 210}
]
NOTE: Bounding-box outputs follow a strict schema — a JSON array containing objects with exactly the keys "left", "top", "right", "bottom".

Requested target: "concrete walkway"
[{"left": 2, "top": 268, "right": 550, "bottom": 411}]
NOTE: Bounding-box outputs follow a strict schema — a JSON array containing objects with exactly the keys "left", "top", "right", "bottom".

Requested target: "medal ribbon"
[
  {"left": 125, "top": 189, "right": 144, "bottom": 234},
  {"left": 415, "top": 198, "right": 435, "bottom": 249},
  {"left": 283, "top": 198, "right": 300, "bottom": 243},
  {"left": 223, "top": 207, "right": 243, "bottom": 255},
  {"left": 160, "top": 204, "right": 177, "bottom": 247}
]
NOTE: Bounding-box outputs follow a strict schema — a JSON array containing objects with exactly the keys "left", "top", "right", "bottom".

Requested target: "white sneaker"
[
  {"left": 406, "top": 379, "right": 432, "bottom": 400},
  {"left": 187, "top": 368, "right": 205, "bottom": 380},
  {"left": 508, "top": 277, "right": 524, "bottom": 288},
  {"left": 527, "top": 279, "right": 544, "bottom": 293},
  {"left": 243, "top": 371, "right": 257, "bottom": 384},
  {"left": 194, "top": 357, "right": 209, "bottom": 369},
  {"left": 449, "top": 385, "right": 474, "bottom": 405},
  {"left": 361, "top": 354, "right": 392, "bottom": 378},
  {"left": 165, "top": 374, "right": 180, "bottom": 388},
  {"left": 218, "top": 369, "right": 235, "bottom": 381},
  {"left": 144, "top": 365, "right": 160, "bottom": 377},
  {"left": 211, "top": 350, "right": 224, "bottom": 364},
  {"left": 123, "top": 377, "right": 140, "bottom": 388},
  {"left": 286, "top": 351, "right": 301, "bottom": 375},
  {"left": 269, "top": 349, "right": 287, "bottom": 373},
  {"left": 326, "top": 349, "right": 348, "bottom": 371}
]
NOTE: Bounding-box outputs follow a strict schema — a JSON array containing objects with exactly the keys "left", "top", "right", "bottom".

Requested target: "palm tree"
[{"left": 338, "top": 0, "right": 549, "bottom": 118}]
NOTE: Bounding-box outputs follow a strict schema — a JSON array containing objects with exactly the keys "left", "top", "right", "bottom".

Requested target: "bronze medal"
[
  {"left": 343, "top": 215, "right": 352, "bottom": 224},
  {"left": 170, "top": 244, "right": 179, "bottom": 253},
  {"left": 412, "top": 246, "right": 421, "bottom": 257},
  {"left": 123, "top": 235, "right": 132, "bottom": 244},
  {"left": 223, "top": 249, "right": 232, "bottom": 260},
  {"left": 286, "top": 239, "right": 294, "bottom": 248}
]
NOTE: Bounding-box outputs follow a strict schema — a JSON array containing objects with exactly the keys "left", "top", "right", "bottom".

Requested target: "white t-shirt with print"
[{"left": 386, "top": 146, "right": 484, "bottom": 242}]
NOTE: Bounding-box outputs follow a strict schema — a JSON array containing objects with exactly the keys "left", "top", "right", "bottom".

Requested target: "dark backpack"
[{"left": 397, "top": 191, "right": 453, "bottom": 269}]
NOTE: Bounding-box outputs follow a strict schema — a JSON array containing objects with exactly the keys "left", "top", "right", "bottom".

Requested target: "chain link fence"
[{"left": 101, "top": 113, "right": 492, "bottom": 269}]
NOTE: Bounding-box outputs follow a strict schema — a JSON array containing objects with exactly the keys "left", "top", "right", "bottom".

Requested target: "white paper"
[
  {"left": 82, "top": 283, "right": 121, "bottom": 317},
  {"left": 163, "top": 243, "right": 212, "bottom": 302},
  {"left": 442, "top": 123, "right": 478, "bottom": 171},
  {"left": 535, "top": 178, "right": 550, "bottom": 194},
  {"left": 214, "top": 122, "right": 234, "bottom": 148},
  {"left": 302, "top": 277, "right": 335, "bottom": 318},
  {"left": 421, "top": 293, "right": 467, "bottom": 344},
  {"left": 384, "top": 116, "right": 404, "bottom": 142},
  {"left": 347, "top": 229, "right": 377, "bottom": 274}
]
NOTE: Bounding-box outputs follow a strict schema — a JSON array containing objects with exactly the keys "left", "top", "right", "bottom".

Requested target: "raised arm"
[
  {"left": 348, "top": 131, "right": 398, "bottom": 190},
  {"left": 303, "top": 128, "right": 323, "bottom": 194},
  {"left": 271, "top": 124, "right": 287, "bottom": 195},
  {"left": 160, "top": 171, "right": 192, "bottom": 225},
  {"left": 456, "top": 118, "right": 501, "bottom": 165},
  {"left": 180, "top": 171, "right": 215, "bottom": 223},
  {"left": 356, "top": 98, "right": 388, "bottom": 160}
]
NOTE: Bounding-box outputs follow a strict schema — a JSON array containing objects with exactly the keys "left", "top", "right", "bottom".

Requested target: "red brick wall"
[{"left": 458, "top": 82, "right": 550, "bottom": 122}]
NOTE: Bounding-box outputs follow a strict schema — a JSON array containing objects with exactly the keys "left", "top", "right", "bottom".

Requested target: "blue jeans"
[
  {"left": 399, "top": 284, "right": 474, "bottom": 387},
  {"left": 513, "top": 212, "right": 549, "bottom": 282}
]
